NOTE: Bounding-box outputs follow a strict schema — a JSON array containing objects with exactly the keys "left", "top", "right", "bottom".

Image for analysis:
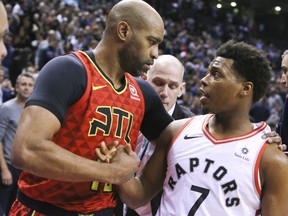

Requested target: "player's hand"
[
  {"left": 113, "top": 145, "right": 140, "bottom": 184},
  {"left": 95, "top": 142, "right": 139, "bottom": 184},
  {"left": 96, "top": 141, "right": 136, "bottom": 163},
  {"left": 96, "top": 141, "right": 118, "bottom": 163},
  {"left": 99, "top": 144, "right": 139, "bottom": 184},
  {"left": 262, "top": 131, "right": 287, "bottom": 151}
]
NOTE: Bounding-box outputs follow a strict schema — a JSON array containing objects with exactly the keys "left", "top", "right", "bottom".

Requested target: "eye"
[
  {"left": 153, "top": 80, "right": 164, "bottom": 87},
  {"left": 169, "top": 84, "right": 178, "bottom": 90},
  {"left": 209, "top": 69, "right": 221, "bottom": 79},
  {"left": 213, "top": 72, "right": 220, "bottom": 78},
  {"left": 149, "top": 39, "right": 157, "bottom": 46}
]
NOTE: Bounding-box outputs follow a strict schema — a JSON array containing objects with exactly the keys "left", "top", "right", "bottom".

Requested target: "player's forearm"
[
  {"left": 117, "top": 134, "right": 168, "bottom": 208},
  {"left": 11, "top": 139, "right": 130, "bottom": 184},
  {"left": 116, "top": 177, "right": 154, "bottom": 209}
]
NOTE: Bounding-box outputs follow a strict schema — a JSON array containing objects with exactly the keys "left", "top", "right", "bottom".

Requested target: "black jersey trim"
[{"left": 82, "top": 50, "right": 126, "bottom": 93}]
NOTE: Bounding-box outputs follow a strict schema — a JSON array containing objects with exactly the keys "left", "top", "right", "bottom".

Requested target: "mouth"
[{"left": 199, "top": 87, "right": 208, "bottom": 103}]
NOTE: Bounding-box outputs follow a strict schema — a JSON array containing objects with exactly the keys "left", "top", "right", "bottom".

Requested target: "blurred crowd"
[{"left": 1, "top": 0, "right": 287, "bottom": 130}]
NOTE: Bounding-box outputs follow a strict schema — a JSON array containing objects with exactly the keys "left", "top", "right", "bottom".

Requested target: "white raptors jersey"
[{"left": 156, "top": 114, "right": 270, "bottom": 216}]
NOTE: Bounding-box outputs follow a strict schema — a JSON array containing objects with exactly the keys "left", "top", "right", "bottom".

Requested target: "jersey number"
[
  {"left": 188, "top": 185, "right": 210, "bottom": 216},
  {"left": 91, "top": 181, "right": 112, "bottom": 192}
]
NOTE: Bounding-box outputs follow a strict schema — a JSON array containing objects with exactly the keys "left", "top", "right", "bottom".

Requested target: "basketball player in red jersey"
[{"left": 9, "top": 0, "right": 173, "bottom": 215}]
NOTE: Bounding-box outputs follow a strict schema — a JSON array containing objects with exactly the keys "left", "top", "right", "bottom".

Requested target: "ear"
[
  {"left": 117, "top": 21, "right": 130, "bottom": 41},
  {"left": 240, "top": 81, "right": 253, "bottom": 96},
  {"left": 178, "top": 82, "right": 186, "bottom": 97}
]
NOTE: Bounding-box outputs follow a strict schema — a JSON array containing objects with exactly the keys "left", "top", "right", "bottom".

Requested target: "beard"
[{"left": 118, "top": 38, "right": 144, "bottom": 77}]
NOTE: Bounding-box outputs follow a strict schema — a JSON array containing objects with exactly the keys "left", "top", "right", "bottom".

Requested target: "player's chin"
[
  {"left": 200, "top": 101, "right": 210, "bottom": 114},
  {"left": 201, "top": 106, "right": 210, "bottom": 114},
  {"left": 132, "top": 65, "right": 150, "bottom": 77},
  {"left": 127, "top": 70, "right": 141, "bottom": 77}
]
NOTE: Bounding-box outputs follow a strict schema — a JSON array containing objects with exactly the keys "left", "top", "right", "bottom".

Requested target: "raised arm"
[
  {"left": 11, "top": 106, "right": 139, "bottom": 184},
  {"left": 260, "top": 144, "right": 288, "bottom": 215}
]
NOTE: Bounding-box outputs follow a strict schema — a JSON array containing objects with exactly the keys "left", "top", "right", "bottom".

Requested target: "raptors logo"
[{"left": 129, "top": 84, "right": 140, "bottom": 101}]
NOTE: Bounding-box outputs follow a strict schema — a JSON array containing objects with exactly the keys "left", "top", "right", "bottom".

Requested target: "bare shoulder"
[
  {"left": 153, "top": 118, "right": 191, "bottom": 148},
  {"left": 260, "top": 144, "right": 288, "bottom": 215},
  {"left": 167, "top": 118, "right": 192, "bottom": 137},
  {"left": 172, "top": 117, "right": 192, "bottom": 129},
  {"left": 261, "top": 144, "right": 288, "bottom": 171},
  {"left": 261, "top": 144, "right": 288, "bottom": 180}
]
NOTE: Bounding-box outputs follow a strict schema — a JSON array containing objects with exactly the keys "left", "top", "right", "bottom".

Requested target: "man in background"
[
  {"left": 0, "top": 73, "right": 35, "bottom": 216},
  {"left": 276, "top": 50, "right": 288, "bottom": 145},
  {"left": 0, "top": 66, "right": 16, "bottom": 105}
]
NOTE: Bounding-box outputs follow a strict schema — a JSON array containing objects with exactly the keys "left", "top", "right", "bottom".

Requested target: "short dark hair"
[{"left": 216, "top": 40, "right": 271, "bottom": 103}]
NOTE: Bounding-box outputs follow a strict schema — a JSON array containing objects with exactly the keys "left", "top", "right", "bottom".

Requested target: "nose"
[
  {"left": 150, "top": 46, "right": 159, "bottom": 59},
  {"left": 200, "top": 74, "right": 208, "bottom": 85},
  {"left": 0, "top": 41, "right": 7, "bottom": 62},
  {"left": 280, "top": 73, "right": 287, "bottom": 87},
  {"left": 159, "top": 85, "right": 168, "bottom": 99}
]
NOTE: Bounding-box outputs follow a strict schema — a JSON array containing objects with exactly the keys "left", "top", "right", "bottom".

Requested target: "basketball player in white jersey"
[{"left": 114, "top": 40, "right": 288, "bottom": 215}]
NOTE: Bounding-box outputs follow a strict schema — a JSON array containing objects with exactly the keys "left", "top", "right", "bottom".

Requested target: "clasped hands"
[{"left": 95, "top": 141, "right": 135, "bottom": 163}]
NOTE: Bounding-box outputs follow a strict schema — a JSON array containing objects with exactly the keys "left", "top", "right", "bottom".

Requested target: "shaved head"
[
  {"left": 95, "top": 0, "right": 164, "bottom": 77},
  {"left": 105, "top": 0, "right": 163, "bottom": 34},
  {"left": 148, "top": 55, "right": 184, "bottom": 81}
]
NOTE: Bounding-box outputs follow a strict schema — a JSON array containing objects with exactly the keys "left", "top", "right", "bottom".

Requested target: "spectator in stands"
[
  {"left": 0, "top": 66, "right": 16, "bottom": 105},
  {"left": 276, "top": 50, "right": 288, "bottom": 144},
  {"left": 37, "top": 33, "right": 62, "bottom": 70},
  {"left": 0, "top": 73, "right": 35, "bottom": 216}
]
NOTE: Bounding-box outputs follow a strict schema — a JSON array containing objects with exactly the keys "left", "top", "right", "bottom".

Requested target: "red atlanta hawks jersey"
[
  {"left": 157, "top": 114, "right": 270, "bottom": 216},
  {"left": 18, "top": 51, "right": 145, "bottom": 213}
]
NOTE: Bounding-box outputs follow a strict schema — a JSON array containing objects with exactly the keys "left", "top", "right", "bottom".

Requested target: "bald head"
[
  {"left": 0, "top": 1, "right": 8, "bottom": 63},
  {"left": 105, "top": 0, "right": 163, "bottom": 34},
  {"left": 146, "top": 55, "right": 186, "bottom": 111},
  {"left": 148, "top": 55, "right": 184, "bottom": 81}
]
